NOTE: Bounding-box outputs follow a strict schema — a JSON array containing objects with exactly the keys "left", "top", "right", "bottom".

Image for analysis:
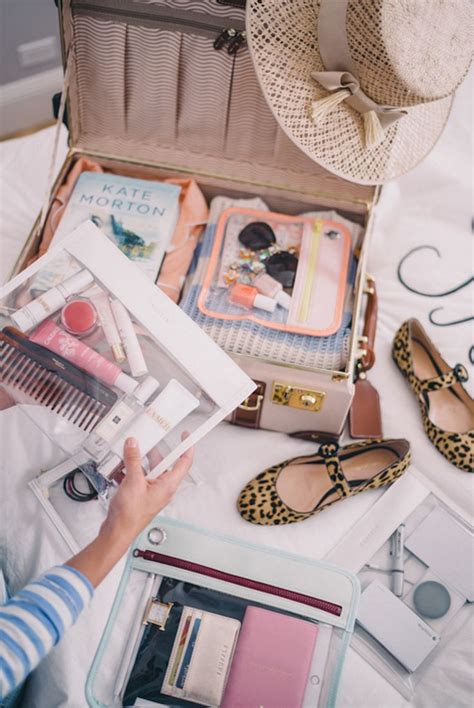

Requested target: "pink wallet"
[{"left": 222, "top": 606, "right": 318, "bottom": 708}]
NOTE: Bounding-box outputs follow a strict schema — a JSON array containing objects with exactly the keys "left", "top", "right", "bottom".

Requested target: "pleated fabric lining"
[{"left": 67, "top": 0, "right": 374, "bottom": 202}]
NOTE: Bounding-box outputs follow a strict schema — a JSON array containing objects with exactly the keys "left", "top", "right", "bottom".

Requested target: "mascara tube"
[
  {"left": 90, "top": 291, "right": 125, "bottom": 363},
  {"left": 391, "top": 524, "right": 405, "bottom": 597},
  {"left": 111, "top": 300, "right": 148, "bottom": 377}
]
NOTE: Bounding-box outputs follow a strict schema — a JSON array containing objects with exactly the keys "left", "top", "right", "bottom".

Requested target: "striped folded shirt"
[{"left": 0, "top": 564, "right": 94, "bottom": 699}]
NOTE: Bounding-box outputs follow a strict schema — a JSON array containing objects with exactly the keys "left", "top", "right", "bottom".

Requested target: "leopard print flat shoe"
[
  {"left": 237, "top": 439, "right": 410, "bottom": 526},
  {"left": 392, "top": 319, "right": 474, "bottom": 472}
]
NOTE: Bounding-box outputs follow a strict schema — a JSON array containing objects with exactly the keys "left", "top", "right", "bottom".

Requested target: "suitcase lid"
[{"left": 58, "top": 0, "right": 376, "bottom": 210}]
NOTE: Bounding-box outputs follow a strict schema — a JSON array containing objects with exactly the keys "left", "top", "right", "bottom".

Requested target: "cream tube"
[
  {"left": 11, "top": 269, "right": 94, "bottom": 333},
  {"left": 90, "top": 291, "right": 125, "bottom": 363},
  {"left": 99, "top": 379, "right": 199, "bottom": 478},
  {"left": 30, "top": 320, "right": 138, "bottom": 395},
  {"left": 110, "top": 299, "right": 148, "bottom": 377}
]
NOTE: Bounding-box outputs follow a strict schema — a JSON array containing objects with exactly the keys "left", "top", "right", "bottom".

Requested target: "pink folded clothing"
[{"left": 222, "top": 606, "right": 318, "bottom": 708}]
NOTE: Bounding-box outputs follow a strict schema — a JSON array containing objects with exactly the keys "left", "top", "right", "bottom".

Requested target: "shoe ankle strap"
[
  {"left": 418, "top": 363, "right": 469, "bottom": 393},
  {"left": 319, "top": 442, "right": 351, "bottom": 499}
]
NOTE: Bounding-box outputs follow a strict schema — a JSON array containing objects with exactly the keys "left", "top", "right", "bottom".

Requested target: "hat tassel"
[
  {"left": 310, "top": 88, "right": 351, "bottom": 123},
  {"left": 363, "top": 110, "right": 385, "bottom": 148}
]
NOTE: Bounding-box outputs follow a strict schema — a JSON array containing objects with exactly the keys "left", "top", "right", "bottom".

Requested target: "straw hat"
[{"left": 246, "top": 0, "right": 473, "bottom": 185}]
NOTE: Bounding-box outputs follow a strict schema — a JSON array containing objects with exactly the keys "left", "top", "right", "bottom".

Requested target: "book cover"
[{"left": 33, "top": 173, "right": 181, "bottom": 292}]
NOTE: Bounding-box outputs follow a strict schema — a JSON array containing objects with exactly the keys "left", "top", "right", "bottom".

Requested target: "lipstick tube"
[
  {"left": 90, "top": 291, "right": 125, "bottom": 363},
  {"left": 253, "top": 273, "right": 292, "bottom": 309},
  {"left": 110, "top": 300, "right": 148, "bottom": 377},
  {"left": 11, "top": 269, "right": 94, "bottom": 333},
  {"left": 228, "top": 284, "right": 276, "bottom": 313},
  {"left": 30, "top": 320, "right": 138, "bottom": 395},
  {"left": 98, "top": 379, "right": 199, "bottom": 479}
]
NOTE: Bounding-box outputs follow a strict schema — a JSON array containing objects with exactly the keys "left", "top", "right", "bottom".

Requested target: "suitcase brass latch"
[{"left": 271, "top": 383, "right": 325, "bottom": 412}]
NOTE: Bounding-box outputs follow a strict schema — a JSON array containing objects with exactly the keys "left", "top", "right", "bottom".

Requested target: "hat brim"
[{"left": 246, "top": 0, "right": 453, "bottom": 186}]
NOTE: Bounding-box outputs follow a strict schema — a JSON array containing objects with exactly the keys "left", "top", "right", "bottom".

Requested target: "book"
[{"left": 33, "top": 173, "right": 181, "bottom": 292}]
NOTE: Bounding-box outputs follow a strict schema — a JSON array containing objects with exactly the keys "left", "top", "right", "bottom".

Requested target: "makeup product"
[
  {"left": 90, "top": 291, "right": 125, "bottom": 363},
  {"left": 391, "top": 524, "right": 405, "bottom": 597},
  {"left": 403, "top": 568, "right": 466, "bottom": 633},
  {"left": 110, "top": 299, "right": 148, "bottom": 377},
  {"left": 357, "top": 581, "right": 440, "bottom": 672},
  {"left": 0, "top": 326, "right": 117, "bottom": 431},
  {"left": 10, "top": 269, "right": 94, "bottom": 333},
  {"left": 228, "top": 283, "right": 276, "bottom": 313},
  {"left": 98, "top": 379, "right": 199, "bottom": 478},
  {"left": 303, "top": 624, "right": 333, "bottom": 708},
  {"left": 413, "top": 581, "right": 451, "bottom": 619},
  {"left": 30, "top": 320, "right": 137, "bottom": 395},
  {"left": 61, "top": 298, "right": 97, "bottom": 337},
  {"left": 253, "top": 272, "right": 292, "bottom": 309},
  {"left": 222, "top": 606, "right": 318, "bottom": 708},
  {"left": 84, "top": 375, "right": 160, "bottom": 459}
]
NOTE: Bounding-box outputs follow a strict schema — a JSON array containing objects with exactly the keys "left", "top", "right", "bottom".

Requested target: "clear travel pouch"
[
  {"left": 326, "top": 473, "right": 474, "bottom": 700},
  {"left": 0, "top": 221, "right": 254, "bottom": 499},
  {"left": 86, "top": 517, "right": 360, "bottom": 708},
  {"left": 198, "top": 208, "right": 352, "bottom": 337}
]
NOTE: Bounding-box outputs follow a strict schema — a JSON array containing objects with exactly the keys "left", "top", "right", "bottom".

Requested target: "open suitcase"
[{"left": 12, "top": 0, "right": 380, "bottom": 439}]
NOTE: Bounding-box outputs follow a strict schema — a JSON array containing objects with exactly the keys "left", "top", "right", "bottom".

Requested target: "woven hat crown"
[{"left": 345, "top": 0, "right": 473, "bottom": 107}]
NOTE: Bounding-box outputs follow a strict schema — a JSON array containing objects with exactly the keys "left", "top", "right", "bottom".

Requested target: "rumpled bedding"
[{"left": 0, "top": 71, "right": 472, "bottom": 707}]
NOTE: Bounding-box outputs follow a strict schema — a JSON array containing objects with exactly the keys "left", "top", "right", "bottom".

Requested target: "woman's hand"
[
  {"left": 102, "top": 436, "right": 194, "bottom": 545},
  {"left": 67, "top": 437, "right": 193, "bottom": 587}
]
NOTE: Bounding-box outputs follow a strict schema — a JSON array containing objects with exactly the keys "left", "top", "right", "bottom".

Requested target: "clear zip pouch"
[
  {"left": 198, "top": 208, "right": 352, "bottom": 337},
  {"left": 0, "top": 221, "right": 254, "bottom": 498},
  {"left": 86, "top": 517, "right": 360, "bottom": 708},
  {"left": 326, "top": 471, "right": 474, "bottom": 701}
]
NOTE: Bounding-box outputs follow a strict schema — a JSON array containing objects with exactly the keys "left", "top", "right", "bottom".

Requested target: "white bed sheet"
[{"left": 0, "top": 71, "right": 472, "bottom": 707}]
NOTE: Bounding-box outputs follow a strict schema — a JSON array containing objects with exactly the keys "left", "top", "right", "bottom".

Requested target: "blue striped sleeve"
[{"left": 0, "top": 565, "right": 94, "bottom": 699}]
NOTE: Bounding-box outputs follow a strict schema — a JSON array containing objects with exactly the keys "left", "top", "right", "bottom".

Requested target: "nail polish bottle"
[
  {"left": 253, "top": 273, "right": 292, "bottom": 309},
  {"left": 228, "top": 283, "right": 276, "bottom": 313}
]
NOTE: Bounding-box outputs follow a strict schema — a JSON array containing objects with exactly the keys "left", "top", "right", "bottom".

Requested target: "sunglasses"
[{"left": 237, "top": 221, "right": 298, "bottom": 289}]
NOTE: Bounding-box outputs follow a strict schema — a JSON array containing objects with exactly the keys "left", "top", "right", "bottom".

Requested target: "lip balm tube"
[
  {"left": 90, "top": 291, "right": 125, "bottom": 363},
  {"left": 110, "top": 300, "right": 148, "bottom": 377},
  {"left": 253, "top": 272, "right": 292, "bottom": 310},
  {"left": 228, "top": 284, "right": 276, "bottom": 313},
  {"left": 30, "top": 320, "right": 138, "bottom": 395},
  {"left": 11, "top": 269, "right": 94, "bottom": 333},
  {"left": 98, "top": 378, "right": 199, "bottom": 478}
]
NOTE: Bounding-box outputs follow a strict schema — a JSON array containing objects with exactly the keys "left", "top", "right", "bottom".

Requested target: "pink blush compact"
[{"left": 61, "top": 299, "right": 97, "bottom": 336}]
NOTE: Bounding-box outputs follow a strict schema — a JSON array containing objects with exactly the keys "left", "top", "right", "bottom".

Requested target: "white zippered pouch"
[
  {"left": 326, "top": 468, "right": 473, "bottom": 700},
  {"left": 0, "top": 222, "right": 254, "bottom": 503}
]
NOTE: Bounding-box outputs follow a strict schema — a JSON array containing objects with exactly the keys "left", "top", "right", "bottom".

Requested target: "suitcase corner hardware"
[
  {"left": 271, "top": 382, "right": 325, "bottom": 412},
  {"left": 238, "top": 394, "right": 263, "bottom": 411}
]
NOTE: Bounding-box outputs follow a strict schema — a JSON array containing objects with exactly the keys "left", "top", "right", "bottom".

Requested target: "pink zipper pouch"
[
  {"left": 221, "top": 606, "right": 318, "bottom": 708},
  {"left": 199, "top": 208, "right": 352, "bottom": 337}
]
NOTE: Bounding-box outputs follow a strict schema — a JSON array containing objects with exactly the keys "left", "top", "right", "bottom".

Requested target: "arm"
[{"left": 0, "top": 437, "right": 193, "bottom": 698}]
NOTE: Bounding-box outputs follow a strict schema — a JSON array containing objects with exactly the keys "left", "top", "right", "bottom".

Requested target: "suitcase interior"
[{"left": 13, "top": 0, "right": 378, "bottom": 381}]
